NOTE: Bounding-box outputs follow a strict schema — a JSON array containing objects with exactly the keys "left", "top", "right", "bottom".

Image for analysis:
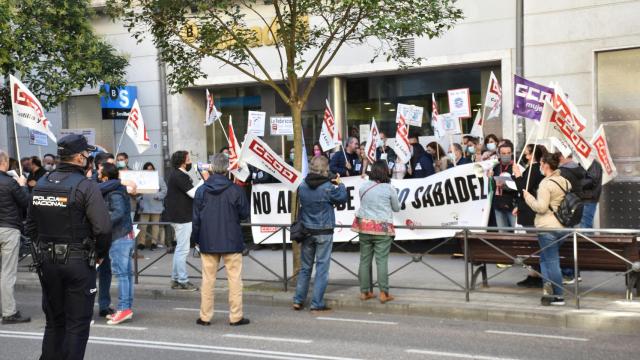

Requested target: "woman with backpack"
[{"left": 523, "top": 152, "right": 571, "bottom": 306}]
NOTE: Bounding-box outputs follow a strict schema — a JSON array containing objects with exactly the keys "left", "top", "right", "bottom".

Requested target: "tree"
[
  {"left": 0, "top": 0, "right": 128, "bottom": 114},
  {"left": 108, "top": 0, "right": 463, "bottom": 277}
]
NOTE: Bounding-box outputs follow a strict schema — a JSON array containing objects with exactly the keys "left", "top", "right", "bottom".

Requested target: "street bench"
[{"left": 455, "top": 232, "right": 640, "bottom": 299}]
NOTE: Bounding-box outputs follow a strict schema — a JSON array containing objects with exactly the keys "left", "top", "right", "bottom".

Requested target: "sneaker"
[
  {"left": 107, "top": 309, "right": 133, "bottom": 325},
  {"left": 563, "top": 276, "right": 582, "bottom": 285},
  {"left": 99, "top": 307, "right": 115, "bottom": 318},
  {"left": 550, "top": 297, "right": 565, "bottom": 306},
  {"left": 150, "top": 243, "right": 158, "bottom": 251},
  {"left": 541, "top": 297, "right": 565, "bottom": 306},
  {"left": 171, "top": 280, "right": 181, "bottom": 289},
  {"left": 1, "top": 311, "right": 31, "bottom": 325},
  {"left": 229, "top": 318, "right": 250, "bottom": 326},
  {"left": 517, "top": 276, "right": 543, "bottom": 288},
  {"left": 542, "top": 282, "right": 553, "bottom": 297},
  {"left": 177, "top": 282, "right": 199, "bottom": 292}
]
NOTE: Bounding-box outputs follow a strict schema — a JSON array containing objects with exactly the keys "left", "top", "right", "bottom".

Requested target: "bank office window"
[
  {"left": 596, "top": 47, "right": 640, "bottom": 228},
  {"left": 345, "top": 67, "right": 499, "bottom": 141}
]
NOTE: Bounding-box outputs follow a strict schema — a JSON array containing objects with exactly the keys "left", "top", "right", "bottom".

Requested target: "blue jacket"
[
  {"left": 191, "top": 174, "right": 250, "bottom": 253},
  {"left": 100, "top": 179, "right": 133, "bottom": 241},
  {"left": 409, "top": 145, "right": 435, "bottom": 178},
  {"left": 329, "top": 150, "right": 361, "bottom": 177},
  {"left": 298, "top": 174, "right": 348, "bottom": 230}
]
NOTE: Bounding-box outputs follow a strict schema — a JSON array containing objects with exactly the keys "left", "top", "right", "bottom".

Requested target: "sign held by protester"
[
  {"left": 119, "top": 170, "right": 160, "bottom": 194},
  {"left": 447, "top": 88, "right": 471, "bottom": 118},
  {"left": 59, "top": 128, "right": 96, "bottom": 146},
  {"left": 247, "top": 111, "right": 266, "bottom": 137},
  {"left": 269, "top": 116, "right": 294, "bottom": 136},
  {"left": 29, "top": 130, "right": 48, "bottom": 146},
  {"left": 397, "top": 103, "right": 424, "bottom": 127}
]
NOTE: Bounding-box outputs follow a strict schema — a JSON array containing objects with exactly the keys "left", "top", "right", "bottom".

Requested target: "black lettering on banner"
[
  {"left": 253, "top": 192, "right": 264, "bottom": 214},
  {"left": 398, "top": 188, "right": 410, "bottom": 210},
  {"left": 455, "top": 177, "right": 470, "bottom": 202},
  {"left": 467, "top": 175, "right": 480, "bottom": 201},
  {"left": 422, "top": 184, "right": 434, "bottom": 207},
  {"left": 277, "top": 191, "right": 289, "bottom": 214},
  {"left": 478, "top": 177, "right": 488, "bottom": 199},
  {"left": 412, "top": 186, "right": 424, "bottom": 209},
  {"left": 346, "top": 186, "right": 355, "bottom": 211},
  {"left": 261, "top": 192, "right": 271, "bottom": 214},
  {"left": 444, "top": 179, "right": 458, "bottom": 205},
  {"left": 432, "top": 182, "right": 445, "bottom": 206}
]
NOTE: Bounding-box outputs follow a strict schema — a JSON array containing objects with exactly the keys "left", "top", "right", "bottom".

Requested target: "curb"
[{"left": 15, "top": 280, "right": 640, "bottom": 335}]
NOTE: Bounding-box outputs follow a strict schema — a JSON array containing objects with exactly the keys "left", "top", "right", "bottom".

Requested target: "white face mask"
[
  {"left": 486, "top": 143, "right": 497, "bottom": 151},
  {"left": 44, "top": 164, "right": 55, "bottom": 172},
  {"left": 376, "top": 139, "right": 384, "bottom": 148},
  {"left": 447, "top": 153, "right": 456, "bottom": 162}
]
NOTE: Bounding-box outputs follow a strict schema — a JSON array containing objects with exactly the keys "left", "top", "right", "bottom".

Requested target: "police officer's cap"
[{"left": 57, "top": 134, "right": 97, "bottom": 156}]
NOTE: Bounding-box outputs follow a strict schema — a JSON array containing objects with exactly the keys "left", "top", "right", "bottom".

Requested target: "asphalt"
[{"left": 2, "top": 290, "right": 640, "bottom": 360}]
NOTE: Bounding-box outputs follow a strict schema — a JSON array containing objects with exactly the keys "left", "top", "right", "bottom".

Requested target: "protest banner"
[
  {"left": 393, "top": 112, "right": 412, "bottom": 164},
  {"left": 447, "top": 88, "right": 471, "bottom": 118},
  {"left": 513, "top": 75, "right": 553, "bottom": 121},
  {"left": 251, "top": 162, "right": 493, "bottom": 244},
  {"left": 483, "top": 72, "right": 502, "bottom": 121},
  {"left": 591, "top": 125, "right": 617, "bottom": 185},
  {"left": 364, "top": 118, "right": 380, "bottom": 163},
  {"left": 397, "top": 103, "right": 424, "bottom": 127},
  {"left": 319, "top": 99, "right": 341, "bottom": 152},
  {"left": 228, "top": 117, "right": 250, "bottom": 181},
  {"left": 10, "top": 75, "right": 57, "bottom": 142},
  {"left": 120, "top": 99, "right": 150, "bottom": 154},
  {"left": 238, "top": 134, "right": 302, "bottom": 190},
  {"left": 551, "top": 83, "right": 587, "bottom": 133},
  {"left": 540, "top": 100, "right": 594, "bottom": 169},
  {"left": 270, "top": 116, "right": 294, "bottom": 136},
  {"left": 247, "top": 111, "right": 266, "bottom": 137},
  {"left": 119, "top": 170, "right": 160, "bottom": 194},
  {"left": 205, "top": 89, "right": 222, "bottom": 126}
]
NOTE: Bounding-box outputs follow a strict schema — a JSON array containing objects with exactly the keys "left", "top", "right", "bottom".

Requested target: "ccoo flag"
[
  {"left": 483, "top": 71, "right": 502, "bottom": 121},
  {"left": 590, "top": 125, "right": 617, "bottom": 185},
  {"left": 205, "top": 89, "right": 222, "bottom": 126},
  {"left": 227, "top": 117, "right": 251, "bottom": 181},
  {"left": 319, "top": 99, "right": 341, "bottom": 152},
  {"left": 124, "top": 99, "right": 150, "bottom": 154},
  {"left": 364, "top": 118, "right": 380, "bottom": 163},
  {"left": 238, "top": 134, "right": 303, "bottom": 190},
  {"left": 9, "top": 75, "right": 57, "bottom": 141}
]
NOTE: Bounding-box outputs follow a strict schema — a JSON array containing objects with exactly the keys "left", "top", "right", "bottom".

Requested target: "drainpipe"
[
  {"left": 158, "top": 58, "right": 171, "bottom": 175},
  {"left": 515, "top": 0, "right": 526, "bottom": 151}
]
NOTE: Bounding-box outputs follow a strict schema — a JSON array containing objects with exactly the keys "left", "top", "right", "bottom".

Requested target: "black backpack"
[{"left": 548, "top": 179, "right": 584, "bottom": 227}]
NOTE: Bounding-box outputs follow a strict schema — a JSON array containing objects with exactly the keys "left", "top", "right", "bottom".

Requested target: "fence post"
[
  {"left": 282, "top": 226, "right": 288, "bottom": 292},
  {"left": 134, "top": 241, "right": 139, "bottom": 285},
  {"left": 464, "top": 228, "right": 470, "bottom": 302},
  {"left": 573, "top": 230, "right": 579, "bottom": 309}
]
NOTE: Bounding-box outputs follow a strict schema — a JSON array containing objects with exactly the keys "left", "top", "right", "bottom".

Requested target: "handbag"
[{"left": 289, "top": 190, "right": 310, "bottom": 242}]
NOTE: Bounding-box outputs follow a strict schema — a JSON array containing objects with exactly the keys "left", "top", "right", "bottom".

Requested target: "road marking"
[
  {"left": 174, "top": 307, "right": 229, "bottom": 313},
  {"left": 224, "top": 334, "right": 313, "bottom": 344},
  {"left": 406, "top": 349, "right": 519, "bottom": 360},
  {"left": 316, "top": 317, "right": 398, "bottom": 325},
  {"left": 485, "top": 330, "right": 589, "bottom": 342},
  {"left": 91, "top": 324, "right": 148, "bottom": 331},
  {"left": 0, "top": 330, "right": 359, "bottom": 360}
]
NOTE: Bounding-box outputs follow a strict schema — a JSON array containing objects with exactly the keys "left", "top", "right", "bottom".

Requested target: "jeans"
[
  {"left": 171, "top": 222, "right": 192, "bottom": 284},
  {"left": 579, "top": 202, "right": 597, "bottom": 229},
  {"left": 538, "top": 231, "right": 565, "bottom": 296},
  {"left": 494, "top": 209, "right": 516, "bottom": 232},
  {"left": 358, "top": 234, "right": 393, "bottom": 293},
  {"left": 109, "top": 237, "right": 134, "bottom": 311},
  {"left": 97, "top": 257, "right": 112, "bottom": 311},
  {"left": 0, "top": 227, "right": 20, "bottom": 317},
  {"left": 293, "top": 234, "right": 333, "bottom": 309}
]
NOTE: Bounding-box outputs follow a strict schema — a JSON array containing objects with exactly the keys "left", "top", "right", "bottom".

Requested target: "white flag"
[
  {"left": 551, "top": 84, "right": 587, "bottom": 133},
  {"left": 590, "top": 125, "right": 617, "bottom": 185},
  {"left": 470, "top": 109, "right": 484, "bottom": 140},
  {"left": 124, "top": 99, "right": 150, "bottom": 154},
  {"left": 393, "top": 112, "right": 412, "bottom": 164},
  {"left": 483, "top": 71, "right": 502, "bottom": 121},
  {"left": 364, "top": 118, "right": 380, "bottom": 163},
  {"left": 205, "top": 89, "right": 222, "bottom": 126},
  {"left": 319, "top": 99, "right": 340, "bottom": 152},
  {"left": 227, "top": 117, "right": 250, "bottom": 182},
  {"left": 9, "top": 75, "right": 56, "bottom": 142},
  {"left": 238, "top": 134, "right": 303, "bottom": 190}
]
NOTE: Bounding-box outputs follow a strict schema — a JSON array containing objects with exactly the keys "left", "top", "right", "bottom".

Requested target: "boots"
[
  {"left": 379, "top": 291, "right": 394, "bottom": 304},
  {"left": 360, "top": 291, "right": 375, "bottom": 301}
]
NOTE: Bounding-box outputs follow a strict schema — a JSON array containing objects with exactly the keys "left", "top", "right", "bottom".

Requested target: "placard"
[
  {"left": 447, "top": 88, "right": 471, "bottom": 118},
  {"left": 359, "top": 124, "right": 370, "bottom": 143},
  {"left": 119, "top": 170, "right": 160, "bottom": 194},
  {"left": 247, "top": 111, "right": 266, "bottom": 137},
  {"left": 269, "top": 116, "right": 293, "bottom": 136},
  {"left": 396, "top": 104, "right": 424, "bottom": 127},
  {"left": 29, "top": 130, "right": 48, "bottom": 146}
]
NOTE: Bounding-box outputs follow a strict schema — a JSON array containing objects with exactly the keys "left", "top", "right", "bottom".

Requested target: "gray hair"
[
  {"left": 309, "top": 156, "right": 329, "bottom": 177},
  {"left": 0, "top": 150, "right": 8, "bottom": 166},
  {"left": 211, "top": 153, "right": 229, "bottom": 174}
]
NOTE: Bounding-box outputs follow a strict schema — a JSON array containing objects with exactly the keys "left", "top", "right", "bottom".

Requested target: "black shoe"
[
  {"left": 150, "top": 243, "right": 158, "bottom": 251},
  {"left": 2, "top": 311, "right": 31, "bottom": 325},
  {"left": 99, "top": 307, "right": 115, "bottom": 318},
  {"left": 196, "top": 318, "right": 211, "bottom": 326},
  {"left": 310, "top": 306, "right": 332, "bottom": 314},
  {"left": 517, "top": 276, "right": 543, "bottom": 288},
  {"left": 137, "top": 244, "right": 146, "bottom": 251},
  {"left": 541, "top": 296, "right": 565, "bottom": 306},
  {"left": 229, "top": 318, "right": 250, "bottom": 326}
]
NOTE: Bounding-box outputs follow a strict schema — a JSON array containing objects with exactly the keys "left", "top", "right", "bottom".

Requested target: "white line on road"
[
  {"left": 485, "top": 330, "right": 589, "bottom": 342},
  {"left": 406, "top": 349, "right": 520, "bottom": 360},
  {"left": 0, "top": 330, "right": 360, "bottom": 360},
  {"left": 316, "top": 317, "right": 398, "bottom": 325},
  {"left": 91, "top": 324, "right": 148, "bottom": 331},
  {"left": 174, "top": 307, "right": 229, "bottom": 313},
  {"left": 224, "top": 334, "right": 313, "bottom": 344}
]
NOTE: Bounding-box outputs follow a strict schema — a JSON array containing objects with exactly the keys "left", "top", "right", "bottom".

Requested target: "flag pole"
[
  {"left": 12, "top": 117, "right": 24, "bottom": 176},
  {"left": 218, "top": 115, "right": 230, "bottom": 144},
  {"left": 525, "top": 141, "right": 539, "bottom": 192},
  {"left": 115, "top": 121, "right": 127, "bottom": 155},
  {"left": 517, "top": 123, "right": 538, "bottom": 165}
]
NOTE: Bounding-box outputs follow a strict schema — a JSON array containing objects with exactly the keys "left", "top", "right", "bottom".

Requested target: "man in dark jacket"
[
  {"left": 492, "top": 143, "right": 518, "bottom": 230},
  {"left": 0, "top": 149, "right": 31, "bottom": 324},
  {"left": 559, "top": 154, "right": 586, "bottom": 196},
  {"left": 329, "top": 136, "right": 361, "bottom": 176},
  {"left": 192, "top": 154, "right": 250, "bottom": 327},
  {"left": 579, "top": 161, "right": 603, "bottom": 228},
  {"left": 408, "top": 142, "right": 435, "bottom": 178}
]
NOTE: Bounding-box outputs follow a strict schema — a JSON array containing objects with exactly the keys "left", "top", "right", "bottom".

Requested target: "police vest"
[{"left": 31, "top": 171, "right": 92, "bottom": 244}]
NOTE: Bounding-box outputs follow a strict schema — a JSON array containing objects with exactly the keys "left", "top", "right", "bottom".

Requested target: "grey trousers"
[{"left": 0, "top": 227, "right": 20, "bottom": 317}]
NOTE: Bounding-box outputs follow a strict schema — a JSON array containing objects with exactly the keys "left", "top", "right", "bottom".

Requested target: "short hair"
[
  {"left": 219, "top": 146, "right": 229, "bottom": 153},
  {"left": 484, "top": 134, "right": 499, "bottom": 145},
  {"left": 101, "top": 162, "right": 119, "bottom": 180},
  {"left": 0, "top": 150, "right": 8, "bottom": 165},
  {"left": 171, "top": 150, "right": 189, "bottom": 169},
  {"left": 525, "top": 144, "right": 547, "bottom": 163},
  {"left": 21, "top": 157, "right": 31, "bottom": 163},
  {"left": 116, "top": 152, "right": 129, "bottom": 160},
  {"left": 541, "top": 152, "right": 561, "bottom": 171},
  {"left": 498, "top": 142, "right": 513, "bottom": 153},
  {"left": 143, "top": 162, "right": 156, "bottom": 171},
  {"left": 43, "top": 153, "right": 55, "bottom": 161},
  {"left": 95, "top": 152, "right": 114, "bottom": 167},
  {"left": 368, "top": 160, "right": 390, "bottom": 183},
  {"left": 59, "top": 154, "right": 77, "bottom": 163},
  {"left": 309, "top": 156, "right": 329, "bottom": 177},
  {"left": 347, "top": 136, "right": 359, "bottom": 146},
  {"left": 211, "top": 153, "right": 229, "bottom": 174},
  {"left": 30, "top": 156, "right": 42, "bottom": 168},
  {"left": 451, "top": 143, "right": 463, "bottom": 153}
]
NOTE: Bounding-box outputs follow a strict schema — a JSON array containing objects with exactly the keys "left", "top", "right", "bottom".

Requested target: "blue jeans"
[
  {"left": 538, "top": 231, "right": 565, "bottom": 296},
  {"left": 579, "top": 202, "right": 597, "bottom": 229},
  {"left": 171, "top": 222, "right": 192, "bottom": 284},
  {"left": 293, "top": 234, "right": 333, "bottom": 309},
  {"left": 494, "top": 209, "right": 516, "bottom": 231},
  {"left": 98, "top": 256, "right": 111, "bottom": 311},
  {"left": 110, "top": 237, "right": 134, "bottom": 311}
]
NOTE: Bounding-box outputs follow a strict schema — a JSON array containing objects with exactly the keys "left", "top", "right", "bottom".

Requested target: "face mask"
[
  {"left": 223, "top": 153, "right": 229, "bottom": 158},
  {"left": 500, "top": 155, "right": 511, "bottom": 165},
  {"left": 540, "top": 166, "right": 546, "bottom": 177},
  {"left": 376, "top": 139, "right": 384, "bottom": 148},
  {"left": 289, "top": 153, "right": 294, "bottom": 161},
  {"left": 467, "top": 146, "right": 476, "bottom": 154},
  {"left": 486, "top": 143, "right": 497, "bottom": 151},
  {"left": 314, "top": 150, "right": 322, "bottom": 156},
  {"left": 447, "top": 153, "right": 456, "bottom": 162},
  {"left": 185, "top": 163, "right": 193, "bottom": 172},
  {"left": 44, "top": 164, "right": 55, "bottom": 172},
  {"left": 410, "top": 146, "right": 415, "bottom": 156},
  {"left": 117, "top": 161, "right": 126, "bottom": 169}
]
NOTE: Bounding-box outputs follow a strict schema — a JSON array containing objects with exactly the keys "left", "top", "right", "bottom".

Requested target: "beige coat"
[{"left": 524, "top": 170, "right": 571, "bottom": 229}]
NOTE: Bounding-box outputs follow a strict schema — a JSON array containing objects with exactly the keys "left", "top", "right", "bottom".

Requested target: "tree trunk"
[{"left": 289, "top": 102, "right": 304, "bottom": 284}]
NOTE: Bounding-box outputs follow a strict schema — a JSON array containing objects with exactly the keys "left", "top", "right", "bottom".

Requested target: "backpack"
[{"left": 548, "top": 179, "right": 584, "bottom": 227}]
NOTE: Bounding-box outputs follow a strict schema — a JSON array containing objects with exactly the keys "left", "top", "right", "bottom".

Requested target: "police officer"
[{"left": 25, "top": 134, "right": 112, "bottom": 360}]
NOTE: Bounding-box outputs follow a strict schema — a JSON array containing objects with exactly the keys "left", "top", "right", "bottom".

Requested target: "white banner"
[
  {"left": 364, "top": 118, "right": 380, "bottom": 163},
  {"left": 393, "top": 112, "right": 411, "bottom": 164},
  {"left": 247, "top": 111, "right": 266, "bottom": 137},
  {"left": 397, "top": 103, "right": 424, "bottom": 127},
  {"left": 124, "top": 99, "right": 150, "bottom": 154},
  {"left": 319, "top": 99, "right": 340, "bottom": 152},
  {"left": 9, "top": 75, "right": 57, "bottom": 141},
  {"left": 228, "top": 117, "right": 251, "bottom": 181},
  {"left": 469, "top": 109, "right": 484, "bottom": 140},
  {"left": 551, "top": 83, "right": 587, "bottom": 133},
  {"left": 483, "top": 71, "right": 502, "bottom": 121},
  {"left": 251, "top": 162, "right": 493, "bottom": 244},
  {"left": 205, "top": 89, "right": 222, "bottom": 126},
  {"left": 238, "top": 134, "right": 302, "bottom": 190},
  {"left": 269, "top": 116, "right": 293, "bottom": 136},
  {"left": 447, "top": 88, "right": 471, "bottom": 119},
  {"left": 591, "top": 125, "right": 617, "bottom": 185}
]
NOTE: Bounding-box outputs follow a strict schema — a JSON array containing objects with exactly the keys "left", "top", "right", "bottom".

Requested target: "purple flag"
[{"left": 513, "top": 75, "right": 554, "bottom": 121}]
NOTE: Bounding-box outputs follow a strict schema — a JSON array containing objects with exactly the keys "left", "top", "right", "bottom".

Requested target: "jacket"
[
  {"left": 330, "top": 150, "right": 361, "bottom": 177},
  {"left": 191, "top": 174, "right": 250, "bottom": 253},
  {"left": 0, "top": 171, "right": 29, "bottom": 230},
  {"left": 100, "top": 179, "right": 133, "bottom": 241},
  {"left": 514, "top": 163, "right": 545, "bottom": 227},
  {"left": 355, "top": 180, "right": 400, "bottom": 223},
  {"left": 140, "top": 176, "right": 167, "bottom": 214},
  {"left": 298, "top": 173, "right": 348, "bottom": 230},
  {"left": 409, "top": 146, "right": 435, "bottom": 178},
  {"left": 492, "top": 162, "right": 518, "bottom": 211},
  {"left": 559, "top": 161, "right": 585, "bottom": 196},
  {"left": 448, "top": 156, "right": 471, "bottom": 169},
  {"left": 580, "top": 161, "right": 603, "bottom": 202},
  {"left": 164, "top": 168, "right": 195, "bottom": 223},
  {"left": 524, "top": 170, "right": 571, "bottom": 229}
]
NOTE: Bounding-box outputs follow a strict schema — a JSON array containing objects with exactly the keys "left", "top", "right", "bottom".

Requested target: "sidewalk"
[{"left": 16, "top": 247, "right": 640, "bottom": 334}]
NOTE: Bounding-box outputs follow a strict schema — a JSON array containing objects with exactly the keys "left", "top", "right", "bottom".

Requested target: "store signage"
[
  {"left": 29, "top": 130, "right": 48, "bottom": 146},
  {"left": 270, "top": 116, "right": 293, "bottom": 136},
  {"left": 100, "top": 84, "right": 138, "bottom": 120}
]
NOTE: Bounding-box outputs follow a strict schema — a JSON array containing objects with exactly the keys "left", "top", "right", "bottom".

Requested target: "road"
[{"left": 1, "top": 289, "right": 639, "bottom": 360}]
